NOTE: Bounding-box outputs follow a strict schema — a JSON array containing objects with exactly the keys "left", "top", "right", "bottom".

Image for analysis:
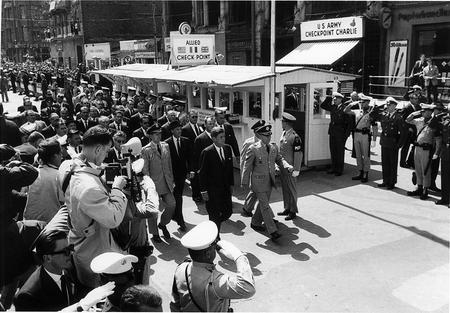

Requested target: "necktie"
[
  {"left": 219, "top": 148, "right": 224, "bottom": 162},
  {"left": 176, "top": 138, "right": 180, "bottom": 156},
  {"left": 60, "top": 275, "right": 72, "bottom": 305},
  {"left": 266, "top": 144, "right": 270, "bottom": 155},
  {"left": 157, "top": 144, "right": 161, "bottom": 155},
  {"left": 194, "top": 124, "right": 199, "bottom": 136}
]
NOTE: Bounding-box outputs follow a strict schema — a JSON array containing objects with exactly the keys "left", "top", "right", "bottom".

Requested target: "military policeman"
[
  {"left": 344, "top": 94, "right": 377, "bottom": 183},
  {"left": 370, "top": 97, "right": 406, "bottom": 190},
  {"left": 320, "top": 92, "right": 353, "bottom": 176},
  {"left": 240, "top": 120, "right": 265, "bottom": 217},
  {"left": 406, "top": 104, "right": 441, "bottom": 200},
  {"left": 170, "top": 221, "right": 255, "bottom": 312},
  {"left": 241, "top": 125, "right": 293, "bottom": 241},
  {"left": 277, "top": 112, "right": 303, "bottom": 220},
  {"left": 436, "top": 103, "right": 450, "bottom": 206}
]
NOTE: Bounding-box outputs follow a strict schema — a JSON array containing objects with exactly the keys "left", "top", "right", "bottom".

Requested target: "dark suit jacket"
[
  {"left": 40, "top": 125, "right": 56, "bottom": 138},
  {"left": 165, "top": 136, "right": 192, "bottom": 179},
  {"left": 0, "top": 117, "right": 22, "bottom": 147},
  {"left": 199, "top": 144, "right": 234, "bottom": 193},
  {"left": 181, "top": 123, "right": 202, "bottom": 143},
  {"left": 14, "top": 266, "right": 75, "bottom": 311},
  {"left": 161, "top": 121, "right": 172, "bottom": 141},
  {"left": 109, "top": 121, "right": 130, "bottom": 138},
  {"left": 76, "top": 119, "right": 96, "bottom": 134},
  {"left": 128, "top": 113, "right": 143, "bottom": 133},
  {"left": 220, "top": 123, "right": 240, "bottom": 157},
  {"left": 103, "top": 148, "right": 121, "bottom": 164},
  {"left": 132, "top": 127, "right": 149, "bottom": 146},
  {"left": 157, "top": 115, "right": 168, "bottom": 127},
  {"left": 192, "top": 132, "right": 213, "bottom": 171}
]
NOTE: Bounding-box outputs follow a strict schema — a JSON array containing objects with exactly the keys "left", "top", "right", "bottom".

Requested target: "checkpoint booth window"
[
  {"left": 233, "top": 91, "right": 243, "bottom": 115},
  {"left": 249, "top": 92, "right": 262, "bottom": 118},
  {"left": 219, "top": 91, "right": 230, "bottom": 110},
  {"left": 207, "top": 88, "right": 215, "bottom": 109},
  {"left": 191, "top": 86, "right": 201, "bottom": 108},
  {"left": 284, "top": 84, "right": 307, "bottom": 161}
]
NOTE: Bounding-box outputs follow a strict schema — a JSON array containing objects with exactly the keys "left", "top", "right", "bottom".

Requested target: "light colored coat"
[
  {"left": 279, "top": 128, "right": 303, "bottom": 172},
  {"left": 58, "top": 157, "right": 128, "bottom": 288},
  {"left": 142, "top": 141, "right": 174, "bottom": 194},
  {"left": 241, "top": 141, "right": 292, "bottom": 193},
  {"left": 240, "top": 136, "right": 257, "bottom": 171}
]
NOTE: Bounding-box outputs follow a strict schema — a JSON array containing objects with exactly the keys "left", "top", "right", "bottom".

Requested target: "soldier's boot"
[
  {"left": 361, "top": 172, "right": 369, "bottom": 183},
  {"left": 352, "top": 171, "right": 363, "bottom": 180},
  {"left": 407, "top": 185, "right": 423, "bottom": 197},
  {"left": 420, "top": 188, "right": 429, "bottom": 200}
]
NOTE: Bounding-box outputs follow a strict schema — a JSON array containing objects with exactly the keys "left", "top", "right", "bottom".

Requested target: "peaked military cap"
[
  {"left": 282, "top": 112, "right": 296, "bottom": 122},
  {"left": 147, "top": 123, "right": 162, "bottom": 134},
  {"left": 255, "top": 124, "right": 272, "bottom": 135},
  {"left": 181, "top": 221, "right": 218, "bottom": 251},
  {"left": 251, "top": 120, "right": 265, "bottom": 130}
]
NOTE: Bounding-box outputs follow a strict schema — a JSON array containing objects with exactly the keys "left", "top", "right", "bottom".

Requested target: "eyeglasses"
[{"left": 48, "top": 244, "right": 74, "bottom": 256}]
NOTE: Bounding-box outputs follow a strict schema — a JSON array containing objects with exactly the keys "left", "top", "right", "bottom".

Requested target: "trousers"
[
  {"left": 329, "top": 134, "right": 346, "bottom": 174},
  {"left": 243, "top": 189, "right": 257, "bottom": 212},
  {"left": 251, "top": 190, "right": 277, "bottom": 234},
  {"left": 414, "top": 146, "right": 432, "bottom": 188},
  {"left": 354, "top": 132, "right": 370, "bottom": 172},
  {"left": 279, "top": 167, "right": 298, "bottom": 213},
  {"left": 381, "top": 146, "right": 399, "bottom": 186}
]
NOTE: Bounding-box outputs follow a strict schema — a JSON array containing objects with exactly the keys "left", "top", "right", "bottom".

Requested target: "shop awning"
[{"left": 276, "top": 40, "right": 360, "bottom": 66}]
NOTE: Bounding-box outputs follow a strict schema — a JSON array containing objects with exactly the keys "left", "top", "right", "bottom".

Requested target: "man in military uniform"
[
  {"left": 370, "top": 97, "right": 406, "bottom": 190},
  {"left": 320, "top": 92, "right": 353, "bottom": 176},
  {"left": 277, "top": 112, "right": 302, "bottom": 220},
  {"left": 344, "top": 94, "right": 377, "bottom": 182},
  {"left": 400, "top": 92, "right": 422, "bottom": 168},
  {"left": 406, "top": 104, "right": 441, "bottom": 200},
  {"left": 240, "top": 120, "right": 265, "bottom": 217},
  {"left": 241, "top": 125, "right": 293, "bottom": 241},
  {"left": 436, "top": 103, "right": 450, "bottom": 206},
  {"left": 141, "top": 124, "right": 176, "bottom": 242},
  {"left": 170, "top": 221, "right": 255, "bottom": 312}
]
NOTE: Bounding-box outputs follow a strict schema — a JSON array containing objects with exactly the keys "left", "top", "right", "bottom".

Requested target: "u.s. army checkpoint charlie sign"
[
  {"left": 170, "top": 33, "right": 215, "bottom": 66},
  {"left": 300, "top": 16, "right": 363, "bottom": 41}
]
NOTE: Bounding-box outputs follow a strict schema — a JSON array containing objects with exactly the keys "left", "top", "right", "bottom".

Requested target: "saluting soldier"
[
  {"left": 344, "top": 94, "right": 378, "bottom": 183},
  {"left": 240, "top": 120, "right": 265, "bottom": 217},
  {"left": 277, "top": 113, "right": 303, "bottom": 220},
  {"left": 370, "top": 97, "right": 407, "bottom": 190},
  {"left": 406, "top": 104, "right": 442, "bottom": 200},
  {"left": 170, "top": 221, "right": 255, "bottom": 312},
  {"left": 241, "top": 125, "right": 293, "bottom": 241},
  {"left": 436, "top": 104, "right": 450, "bottom": 206},
  {"left": 320, "top": 92, "right": 353, "bottom": 176}
]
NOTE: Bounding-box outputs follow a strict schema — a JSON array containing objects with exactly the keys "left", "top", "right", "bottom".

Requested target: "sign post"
[{"left": 170, "top": 33, "right": 215, "bottom": 67}]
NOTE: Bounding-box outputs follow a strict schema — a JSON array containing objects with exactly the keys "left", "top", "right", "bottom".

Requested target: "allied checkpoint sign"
[
  {"left": 301, "top": 16, "right": 363, "bottom": 41},
  {"left": 170, "top": 33, "right": 215, "bottom": 66}
]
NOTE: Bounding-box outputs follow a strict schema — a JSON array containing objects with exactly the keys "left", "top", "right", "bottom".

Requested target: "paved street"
[{"left": 3, "top": 91, "right": 449, "bottom": 312}]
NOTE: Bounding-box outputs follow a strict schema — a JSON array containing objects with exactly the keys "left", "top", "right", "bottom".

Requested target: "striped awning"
[{"left": 276, "top": 40, "right": 360, "bottom": 66}]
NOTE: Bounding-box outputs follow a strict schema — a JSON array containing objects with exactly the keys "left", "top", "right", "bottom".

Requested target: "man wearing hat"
[
  {"left": 215, "top": 108, "right": 240, "bottom": 159},
  {"left": 370, "top": 97, "right": 406, "bottom": 189},
  {"left": 435, "top": 103, "right": 450, "bottom": 206},
  {"left": 142, "top": 124, "right": 176, "bottom": 242},
  {"left": 240, "top": 120, "right": 265, "bottom": 217},
  {"left": 165, "top": 119, "right": 192, "bottom": 231},
  {"left": 198, "top": 127, "right": 234, "bottom": 233},
  {"left": 320, "top": 91, "right": 353, "bottom": 176},
  {"left": 400, "top": 91, "right": 422, "bottom": 168},
  {"left": 405, "top": 103, "right": 442, "bottom": 200},
  {"left": 90, "top": 252, "right": 138, "bottom": 311},
  {"left": 241, "top": 124, "right": 293, "bottom": 240},
  {"left": 58, "top": 126, "right": 128, "bottom": 288},
  {"left": 344, "top": 94, "right": 377, "bottom": 183},
  {"left": 161, "top": 110, "right": 179, "bottom": 141},
  {"left": 14, "top": 131, "right": 44, "bottom": 164},
  {"left": 170, "top": 221, "right": 255, "bottom": 312},
  {"left": 278, "top": 113, "right": 303, "bottom": 220},
  {"left": 429, "top": 103, "right": 446, "bottom": 192}
]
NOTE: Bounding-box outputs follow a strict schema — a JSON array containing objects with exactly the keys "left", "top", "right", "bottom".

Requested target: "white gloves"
[
  {"left": 79, "top": 281, "right": 115, "bottom": 311},
  {"left": 432, "top": 154, "right": 439, "bottom": 160},
  {"left": 292, "top": 170, "right": 300, "bottom": 177},
  {"left": 217, "top": 240, "right": 244, "bottom": 261}
]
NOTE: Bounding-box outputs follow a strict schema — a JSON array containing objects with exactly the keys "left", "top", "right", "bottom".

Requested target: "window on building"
[
  {"left": 219, "top": 91, "right": 230, "bottom": 110},
  {"left": 208, "top": 1, "right": 220, "bottom": 26},
  {"left": 233, "top": 92, "right": 243, "bottom": 115},
  {"left": 248, "top": 92, "right": 261, "bottom": 118},
  {"left": 284, "top": 84, "right": 306, "bottom": 112},
  {"left": 229, "top": 1, "right": 250, "bottom": 24},
  {"left": 192, "top": 86, "right": 201, "bottom": 108},
  {"left": 207, "top": 88, "right": 215, "bottom": 109}
]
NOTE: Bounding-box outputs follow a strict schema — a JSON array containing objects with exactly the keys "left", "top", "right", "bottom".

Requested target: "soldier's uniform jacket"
[
  {"left": 407, "top": 117, "right": 441, "bottom": 148},
  {"left": 354, "top": 110, "right": 373, "bottom": 130},
  {"left": 142, "top": 141, "right": 174, "bottom": 194},
  {"left": 240, "top": 136, "right": 257, "bottom": 171},
  {"left": 320, "top": 97, "right": 352, "bottom": 136},
  {"left": 370, "top": 109, "right": 406, "bottom": 148},
  {"left": 170, "top": 258, "right": 255, "bottom": 312},
  {"left": 58, "top": 157, "right": 128, "bottom": 288},
  {"left": 279, "top": 128, "right": 303, "bottom": 171},
  {"left": 241, "top": 141, "right": 291, "bottom": 193}
]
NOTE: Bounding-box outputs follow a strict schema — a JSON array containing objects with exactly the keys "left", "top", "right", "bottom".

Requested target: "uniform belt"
[
  {"left": 355, "top": 128, "right": 370, "bottom": 134},
  {"left": 413, "top": 142, "right": 432, "bottom": 149}
]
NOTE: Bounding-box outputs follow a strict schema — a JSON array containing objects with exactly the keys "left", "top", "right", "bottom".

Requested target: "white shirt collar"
[
  {"left": 205, "top": 131, "right": 212, "bottom": 139},
  {"left": 213, "top": 144, "right": 223, "bottom": 155},
  {"left": 172, "top": 135, "right": 180, "bottom": 142},
  {"left": 44, "top": 268, "right": 62, "bottom": 290}
]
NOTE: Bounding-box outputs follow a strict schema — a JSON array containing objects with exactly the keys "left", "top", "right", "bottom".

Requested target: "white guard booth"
[{"left": 96, "top": 64, "right": 358, "bottom": 167}]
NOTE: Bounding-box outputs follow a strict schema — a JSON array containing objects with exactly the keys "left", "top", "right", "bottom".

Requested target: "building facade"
[{"left": 1, "top": 0, "right": 51, "bottom": 62}]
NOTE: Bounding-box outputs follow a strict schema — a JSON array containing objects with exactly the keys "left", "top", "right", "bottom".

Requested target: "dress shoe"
[
  {"left": 270, "top": 232, "right": 282, "bottom": 241},
  {"left": 436, "top": 199, "right": 449, "bottom": 205},
  {"left": 352, "top": 171, "right": 363, "bottom": 180},
  {"left": 420, "top": 188, "right": 429, "bottom": 200},
  {"left": 407, "top": 186, "right": 423, "bottom": 197},
  {"left": 277, "top": 210, "right": 289, "bottom": 216},
  {"left": 242, "top": 209, "right": 253, "bottom": 217},
  {"left": 360, "top": 172, "right": 369, "bottom": 183},
  {"left": 152, "top": 235, "right": 162, "bottom": 243},
  {"left": 285, "top": 213, "right": 296, "bottom": 221},
  {"left": 250, "top": 224, "right": 265, "bottom": 232},
  {"left": 377, "top": 183, "right": 387, "bottom": 188},
  {"left": 158, "top": 223, "right": 171, "bottom": 239},
  {"left": 429, "top": 185, "right": 441, "bottom": 192}
]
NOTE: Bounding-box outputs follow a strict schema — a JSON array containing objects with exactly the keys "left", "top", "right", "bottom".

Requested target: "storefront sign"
[
  {"left": 300, "top": 16, "right": 363, "bottom": 41},
  {"left": 398, "top": 8, "right": 450, "bottom": 21},
  {"left": 388, "top": 40, "right": 408, "bottom": 87},
  {"left": 84, "top": 43, "right": 111, "bottom": 60},
  {"left": 135, "top": 51, "right": 155, "bottom": 58},
  {"left": 170, "top": 34, "right": 215, "bottom": 66}
]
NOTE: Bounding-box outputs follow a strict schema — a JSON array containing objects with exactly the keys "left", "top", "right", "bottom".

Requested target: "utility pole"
[{"left": 270, "top": 0, "right": 275, "bottom": 120}]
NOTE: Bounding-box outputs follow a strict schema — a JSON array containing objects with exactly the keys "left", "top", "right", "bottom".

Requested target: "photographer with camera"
[{"left": 58, "top": 126, "right": 128, "bottom": 289}]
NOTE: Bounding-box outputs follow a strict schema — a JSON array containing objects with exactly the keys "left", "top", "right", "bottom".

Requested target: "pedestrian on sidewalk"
[{"left": 1, "top": 71, "right": 9, "bottom": 102}]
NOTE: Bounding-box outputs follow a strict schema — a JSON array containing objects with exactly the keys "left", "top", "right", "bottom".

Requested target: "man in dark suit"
[
  {"left": 409, "top": 54, "right": 426, "bottom": 88},
  {"left": 132, "top": 114, "right": 152, "bottom": 147},
  {"left": 109, "top": 110, "right": 129, "bottom": 138},
  {"left": 214, "top": 109, "right": 240, "bottom": 158},
  {"left": 103, "top": 131, "right": 126, "bottom": 164},
  {"left": 157, "top": 104, "right": 172, "bottom": 126},
  {"left": 128, "top": 102, "right": 147, "bottom": 133},
  {"left": 181, "top": 109, "right": 203, "bottom": 142},
  {"left": 0, "top": 103, "right": 22, "bottom": 146},
  {"left": 14, "top": 226, "right": 78, "bottom": 311},
  {"left": 198, "top": 126, "right": 234, "bottom": 233},
  {"left": 76, "top": 106, "right": 96, "bottom": 134},
  {"left": 41, "top": 113, "right": 60, "bottom": 138},
  {"left": 191, "top": 116, "right": 215, "bottom": 202},
  {"left": 165, "top": 120, "right": 192, "bottom": 231},
  {"left": 161, "top": 110, "right": 178, "bottom": 141}
]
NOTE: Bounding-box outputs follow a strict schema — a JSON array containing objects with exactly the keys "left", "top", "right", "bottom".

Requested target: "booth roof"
[{"left": 95, "top": 64, "right": 359, "bottom": 87}]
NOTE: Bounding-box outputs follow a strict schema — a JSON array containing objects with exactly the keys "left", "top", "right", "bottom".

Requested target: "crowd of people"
[{"left": 0, "top": 59, "right": 449, "bottom": 312}]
